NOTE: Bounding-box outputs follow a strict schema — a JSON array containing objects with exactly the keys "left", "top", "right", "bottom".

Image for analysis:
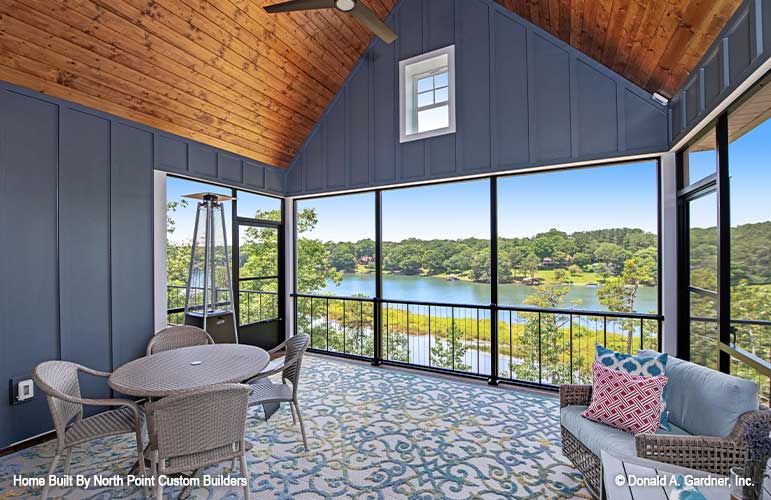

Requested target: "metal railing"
[
  {"left": 294, "top": 293, "right": 662, "bottom": 388},
  {"left": 167, "top": 285, "right": 279, "bottom": 326},
  {"left": 691, "top": 316, "right": 771, "bottom": 404}
]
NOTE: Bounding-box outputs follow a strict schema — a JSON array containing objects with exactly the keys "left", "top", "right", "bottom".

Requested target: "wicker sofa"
[{"left": 560, "top": 350, "right": 771, "bottom": 498}]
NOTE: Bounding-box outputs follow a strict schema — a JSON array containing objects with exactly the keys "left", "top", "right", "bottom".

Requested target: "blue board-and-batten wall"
[
  {"left": 285, "top": 0, "right": 669, "bottom": 197},
  {"left": 0, "top": 80, "right": 285, "bottom": 448}
]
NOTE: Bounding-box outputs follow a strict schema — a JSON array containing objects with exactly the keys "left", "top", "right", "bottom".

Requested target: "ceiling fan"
[{"left": 263, "top": 0, "right": 398, "bottom": 44}]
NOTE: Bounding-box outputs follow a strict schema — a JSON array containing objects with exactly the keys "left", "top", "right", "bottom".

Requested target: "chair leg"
[
  {"left": 240, "top": 454, "right": 251, "bottom": 500},
  {"left": 135, "top": 430, "right": 148, "bottom": 498},
  {"left": 41, "top": 453, "right": 61, "bottom": 500},
  {"left": 151, "top": 452, "right": 161, "bottom": 500},
  {"left": 292, "top": 401, "right": 308, "bottom": 451},
  {"left": 63, "top": 447, "right": 73, "bottom": 476},
  {"left": 289, "top": 401, "right": 297, "bottom": 424}
]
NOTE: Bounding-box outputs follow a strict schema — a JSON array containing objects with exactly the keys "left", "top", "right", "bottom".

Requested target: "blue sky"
[
  {"left": 686, "top": 118, "right": 771, "bottom": 228},
  {"left": 298, "top": 161, "right": 659, "bottom": 242}
]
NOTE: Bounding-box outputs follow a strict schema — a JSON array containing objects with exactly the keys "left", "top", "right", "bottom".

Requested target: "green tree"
[
  {"left": 424, "top": 248, "right": 448, "bottom": 274},
  {"left": 513, "top": 275, "right": 572, "bottom": 383},
  {"left": 470, "top": 253, "right": 491, "bottom": 282},
  {"left": 354, "top": 239, "right": 375, "bottom": 259},
  {"left": 296, "top": 208, "right": 343, "bottom": 293},
  {"left": 594, "top": 242, "right": 630, "bottom": 275},
  {"left": 523, "top": 252, "right": 540, "bottom": 279},
  {"left": 597, "top": 255, "right": 657, "bottom": 353},
  {"left": 328, "top": 242, "right": 357, "bottom": 271},
  {"left": 572, "top": 252, "right": 592, "bottom": 269},
  {"left": 430, "top": 321, "right": 470, "bottom": 371}
]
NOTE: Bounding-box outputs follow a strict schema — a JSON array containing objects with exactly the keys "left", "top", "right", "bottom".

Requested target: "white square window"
[{"left": 399, "top": 45, "right": 456, "bottom": 143}]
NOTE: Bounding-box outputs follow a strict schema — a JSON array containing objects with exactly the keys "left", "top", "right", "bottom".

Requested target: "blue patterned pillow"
[
  {"left": 670, "top": 474, "right": 708, "bottom": 500},
  {"left": 595, "top": 344, "right": 670, "bottom": 430}
]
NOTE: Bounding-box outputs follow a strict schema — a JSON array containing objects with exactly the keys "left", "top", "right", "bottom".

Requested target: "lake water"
[{"left": 319, "top": 273, "right": 657, "bottom": 313}]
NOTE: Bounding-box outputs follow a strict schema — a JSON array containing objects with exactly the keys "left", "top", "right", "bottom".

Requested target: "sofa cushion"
[
  {"left": 639, "top": 350, "right": 759, "bottom": 437},
  {"left": 561, "top": 405, "right": 637, "bottom": 458},
  {"left": 561, "top": 405, "right": 691, "bottom": 459}
]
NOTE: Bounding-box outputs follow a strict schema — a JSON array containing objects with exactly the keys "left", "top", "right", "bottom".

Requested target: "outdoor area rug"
[{"left": 0, "top": 355, "right": 590, "bottom": 499}]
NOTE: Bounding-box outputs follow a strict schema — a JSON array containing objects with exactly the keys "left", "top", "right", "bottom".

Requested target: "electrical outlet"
[{"left": 9, "top": 377, "right": 35, "bottom": 405}]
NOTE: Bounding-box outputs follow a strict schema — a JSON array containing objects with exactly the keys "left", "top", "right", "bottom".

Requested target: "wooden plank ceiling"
[
  {"left": 0, "top": 0, "right": 742, "bottom": 168},
  {"left": 498, "top": 0, "right": 743, "bottom": 98}
]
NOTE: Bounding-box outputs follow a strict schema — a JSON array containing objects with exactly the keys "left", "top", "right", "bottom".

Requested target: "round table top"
[{"left": 108, "top": 344, "right": 269, "bottom": 397}]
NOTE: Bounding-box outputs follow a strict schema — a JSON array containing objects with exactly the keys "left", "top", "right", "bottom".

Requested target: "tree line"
[{"left": 324, "top": 227, "right": 659, "bottom": 285}]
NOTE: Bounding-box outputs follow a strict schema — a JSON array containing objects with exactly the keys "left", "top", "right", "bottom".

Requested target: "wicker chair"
[
  {"left": 560, "top": 384, "right": 771, "bottom": 498},
  {"left": 146, "top": 325, "right": 214, "bottom": 355},
  {"left": 32, "top": 360, "right": 147, "bottom": 499},
  {"left": 145, "top": 383, "right": 252, "bottom": 500},
  {"left": 247, "top": 334, "right": 311, "bottom": 450}
]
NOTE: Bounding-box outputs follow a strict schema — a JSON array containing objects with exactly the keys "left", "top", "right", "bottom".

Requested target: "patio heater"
[{"left": 182, "top": 192, "right": 238, "bottom": 344}]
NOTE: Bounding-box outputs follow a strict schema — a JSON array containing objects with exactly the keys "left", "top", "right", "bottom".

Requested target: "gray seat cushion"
[
  {"left": 639, "top": 350, "right": 759, "bottom": 437},
  {"left": 561, "top": 405, "right": 691, "bottom": 458}
]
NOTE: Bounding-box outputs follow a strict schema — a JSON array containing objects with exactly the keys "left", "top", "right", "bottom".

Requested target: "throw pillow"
[
  {"left": 582, "top": 361, "right": 668, "bottom": 435},
  {"left": 595, "top": 344, "right": 671, "bottom": 430},
  {"left": 670, "top": 474, "right": 708, "bottom": 500}
]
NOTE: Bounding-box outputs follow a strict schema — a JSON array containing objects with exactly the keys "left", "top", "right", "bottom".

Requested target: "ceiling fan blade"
[
  {"left": 350, "top": 2, "right": 397, "bottom": 44},
  {"left": 264, "top": 0, "right": 335, "bottom": 14}
]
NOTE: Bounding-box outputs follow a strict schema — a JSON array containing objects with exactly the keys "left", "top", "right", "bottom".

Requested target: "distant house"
[
  {"left": 358, "top": 255, "right": 373, "bottom": 265},
  {"left": 541, "top": 257, "right": 554, "bottom": 267}
]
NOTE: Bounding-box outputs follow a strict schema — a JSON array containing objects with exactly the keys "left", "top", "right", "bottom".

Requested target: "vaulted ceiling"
[{"left": 0, "top": 0, "right": 742, "bottom": 168}]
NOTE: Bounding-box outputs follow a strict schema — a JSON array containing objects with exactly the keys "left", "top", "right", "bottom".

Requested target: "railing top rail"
[
  {"left": 240, "top": 289, "right": 279, "bottom": 295},
  {"left": 691, "top": 316, "right": 771, "bottom": 327},
  {"left": 293, "top": 293, "right": 374, "bottom": 303},
  {"left": 383, "top": 297, "right": 492, "bottom": 309},
  {"left": 497, "top": 303, "right": 662, "bottom": 320},
  {"left": 291, "top": 293, "right": 662, "bottom": 320}
]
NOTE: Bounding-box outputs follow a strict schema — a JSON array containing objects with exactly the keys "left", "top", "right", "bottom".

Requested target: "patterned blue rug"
[{"left": 0, "top": 355, "right": 590, "bottom": 499}]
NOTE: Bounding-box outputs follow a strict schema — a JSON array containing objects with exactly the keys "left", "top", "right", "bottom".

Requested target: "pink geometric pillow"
[{"left": 582, "top": 361, "right": 668, "bottom": 434}]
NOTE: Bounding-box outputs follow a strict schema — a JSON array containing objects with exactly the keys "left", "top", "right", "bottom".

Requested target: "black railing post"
[
  {"left": 489, "top": 177, "right": 500, "bottom": 385},
  {"left": 373, "top": 191, "right": 383, "bottom": 366},
  {"left": 716, "top": 113, "right": 731, "bottom": 375}
]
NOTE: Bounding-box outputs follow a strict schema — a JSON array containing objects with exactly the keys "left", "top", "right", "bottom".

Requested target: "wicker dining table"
[{"left": 108, "top": 344, "right": 270, "bottom": 397}]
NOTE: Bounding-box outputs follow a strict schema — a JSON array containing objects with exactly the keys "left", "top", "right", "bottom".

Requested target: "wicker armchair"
[
  {"left": 559, "top": 384, "right": 771, "bottom": 498},
  {"left": 146, "top": 325, "right": 214, "bottom": 355},
  {"left": 145, "top": 383, "right": 252, "bottom": 500},
  {"left": 32, "top": 361, "right": 147, "bottom": 499},
  {"left": 247, "top": 334, "right": 311, "bottom": 450}
]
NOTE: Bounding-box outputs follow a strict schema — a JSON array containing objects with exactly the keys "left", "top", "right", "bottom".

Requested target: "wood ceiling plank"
[
  {"left": 0, "top": 32, "right": 296, "bottom": 164},
  {"left": 527, "top": 0, "right": 542, "bottom": 28},
  {"left": 557, "top": 0, "right": 572, "bottom": 43},
  {"left": 195, "top": 0, "right": 347, "bottom": 91},
  {"left": 570, "top": 0, "right": 585, "bottom": 47},
  {"left": 107, "top": 0, "right": 326, "bottom": 121},
  {"left": 63, "top": 0, "right": 313, "bottom": 129},
  {"left": 590, "top": 0, "right": 614, "bottom": 61},
  {"left": 623, "top": 0, "right": 671, "bottom": 84},
  {"left": 642, "top": 0, "right": 714, "bottom": 92},
  {"left": 0, "top": 14, "right": 300, "bottom": 156},
  {"left": 600, "top": 0, "right": 631, "bottom": 64},
  {"left": 230, "top": 0, "right": 355, "bottom": 82},
  {"left": 5, "top": 0, "right": 309, "bottom": 147},
  {"left": 609, "top": 0, "right": 649, "bottom": 78},
  {"left": 179, "top": 0, "right": 342, "bottom": 97},
  {"left": 9, "top": 0, "right": 303, "bottom": 150}
]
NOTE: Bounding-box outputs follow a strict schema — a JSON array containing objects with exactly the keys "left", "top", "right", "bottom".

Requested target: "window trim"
[{"left": 399, "top": 45, "right": 456, "bottom": 143}]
